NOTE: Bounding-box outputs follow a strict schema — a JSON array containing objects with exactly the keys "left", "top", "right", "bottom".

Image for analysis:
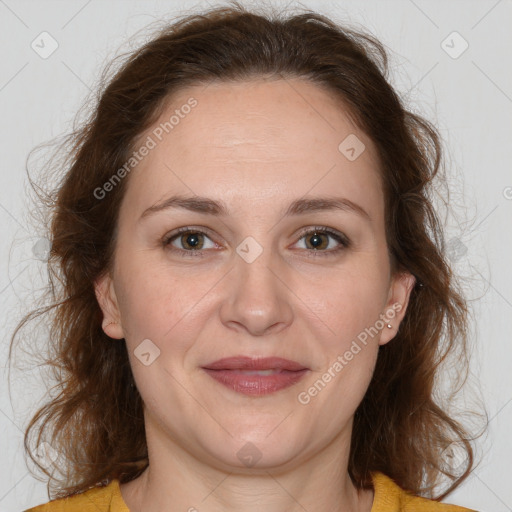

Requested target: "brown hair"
[{"left": 11, "top": 0, "right": 483, "bottom": 502}]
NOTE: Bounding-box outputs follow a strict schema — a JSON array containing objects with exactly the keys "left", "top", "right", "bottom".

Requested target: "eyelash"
[{"left": 162, "top": 226, "right": 350, "bottom": 258}]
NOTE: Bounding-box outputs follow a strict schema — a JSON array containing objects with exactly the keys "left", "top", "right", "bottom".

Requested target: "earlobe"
[
  {"left": 94, "top": 272, "right": 124, "bottom": 339},
  {"left": 379, "top": 271, "right": 416, "bottom": 346}
]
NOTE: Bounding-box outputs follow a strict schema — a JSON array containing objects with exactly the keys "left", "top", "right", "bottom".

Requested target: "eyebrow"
[{"left": 139, "top": 194, "right": 371, "bottom": 222}]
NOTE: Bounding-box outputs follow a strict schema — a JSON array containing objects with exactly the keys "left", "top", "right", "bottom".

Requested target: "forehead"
[
  {"left": 153, "top": 78, "right": 377, "bottom": 162},
  {"left": 122, "top": 78, "right": 384, "bottom": 221}
]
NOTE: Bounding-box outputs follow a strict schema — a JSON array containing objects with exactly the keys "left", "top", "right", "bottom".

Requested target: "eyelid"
[
  {"left": 162, "top": 225, "right": 219, "bottom": 245},
  {"left": 293, "top": 225, "right": 350, "bottom": 248},
  {"left": 162, "top": 225, "right": 221, "bottom": 258},
  {"left": 162, "top": 225, "right": 350, "bottom": 257}
]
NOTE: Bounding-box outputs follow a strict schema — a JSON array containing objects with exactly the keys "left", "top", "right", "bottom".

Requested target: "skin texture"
[{"left": 95, "top": 77, "right": 415, "bottom": 512}]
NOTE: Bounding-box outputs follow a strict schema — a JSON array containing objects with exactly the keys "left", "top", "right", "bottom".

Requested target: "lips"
[
  {"left": 201, "top": 356, "right": 309, "bottom": 396},
  {"left": 202, "top": 356, "right": 308, "bottom": 372}
]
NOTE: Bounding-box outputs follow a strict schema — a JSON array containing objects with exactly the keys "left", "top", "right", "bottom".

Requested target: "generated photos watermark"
[
  {"left": 297, "top": 302, "right": 402, "bottom": 405},
  {"left": 93, "top": 97, "right": 198, "bottom": 200}
]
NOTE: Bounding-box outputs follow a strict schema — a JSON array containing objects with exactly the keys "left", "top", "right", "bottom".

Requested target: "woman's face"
[{"left": 96, "top": 78, "right": 415, "bottom": 471}]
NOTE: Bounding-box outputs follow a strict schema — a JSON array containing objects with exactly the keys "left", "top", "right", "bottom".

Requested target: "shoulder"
[
  {"left": 25, "top": 473, "right": 477, "bottom": 512},
  {"left": 371, "top": 472, "right": 478, "bottom": 512},
  {"left": 23, "top": 479, "right": 129, "bottom": 512}
]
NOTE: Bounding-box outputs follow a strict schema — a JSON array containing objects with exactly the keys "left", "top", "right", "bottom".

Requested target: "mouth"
[
  {"left": 201, "top": 356, "right": 309, "bottom": 396},
  {"left": 202, "top": 356, "right": 308, "bottom": 372}
]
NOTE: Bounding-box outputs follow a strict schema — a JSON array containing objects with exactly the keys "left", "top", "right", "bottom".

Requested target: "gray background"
[{"left": 0, "top": 0, "right": 510, "bottom": 511}]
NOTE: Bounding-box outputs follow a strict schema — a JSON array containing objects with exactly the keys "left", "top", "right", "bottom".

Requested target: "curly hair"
[{"left": 10, "top": 0, "right": 483, "bottom": 503}]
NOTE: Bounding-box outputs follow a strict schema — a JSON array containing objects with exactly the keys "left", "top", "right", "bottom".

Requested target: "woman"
[{"left": 19, "top": 2, "right": 480, "bottom": 511}]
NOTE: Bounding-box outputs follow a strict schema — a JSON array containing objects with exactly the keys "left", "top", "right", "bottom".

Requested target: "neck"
[{"left": 122, "top": 423, "right": 374, "bottom": 512}]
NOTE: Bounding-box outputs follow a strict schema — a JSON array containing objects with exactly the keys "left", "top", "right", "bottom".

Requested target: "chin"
[{"left": 200, "top": 430, "right": 305, "bottom": 472}]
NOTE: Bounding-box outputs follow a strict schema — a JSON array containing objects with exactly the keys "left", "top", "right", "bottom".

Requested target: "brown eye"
[
  {"left": 177, "top": 231, "right": 205, "bottom": 250},
  {"left": 294, "top": 227, "right": 350, "bottom": 256},
  {"left": 163, "top": 227, "right": 217, "bottom": 257},
  {"left": 304, "top": 232, "right": 329, "bottom": 250}
]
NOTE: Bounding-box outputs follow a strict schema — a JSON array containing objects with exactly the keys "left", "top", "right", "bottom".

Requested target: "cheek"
[
  {"left": 114, "top": 253, "right": 230, "bottom": 377},
  {"left": 115, "top": 255, "right": 194, "bottom": 343},
  {"left": 301, "top": 260, "right": 389, "bottom": 343},
  {"left": 301, "top": 272, "right": 383, "bottom": 412}
]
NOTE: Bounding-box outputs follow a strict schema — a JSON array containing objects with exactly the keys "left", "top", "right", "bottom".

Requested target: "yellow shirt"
[{"left": 24, "top": 471, "right": 477, "bottom": 511}]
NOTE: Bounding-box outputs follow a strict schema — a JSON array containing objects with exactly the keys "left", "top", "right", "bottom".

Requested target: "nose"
[{"left": 219, "top": 246, "right": 294, "bottom": 337}]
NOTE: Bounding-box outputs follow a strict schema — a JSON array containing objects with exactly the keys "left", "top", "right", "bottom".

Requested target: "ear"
[
  {"left": 378, "top": 271, "right": 416, "bottom": 346},
  {"left": 94, "top": 271, "right": 124, "bottom": 339}
]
